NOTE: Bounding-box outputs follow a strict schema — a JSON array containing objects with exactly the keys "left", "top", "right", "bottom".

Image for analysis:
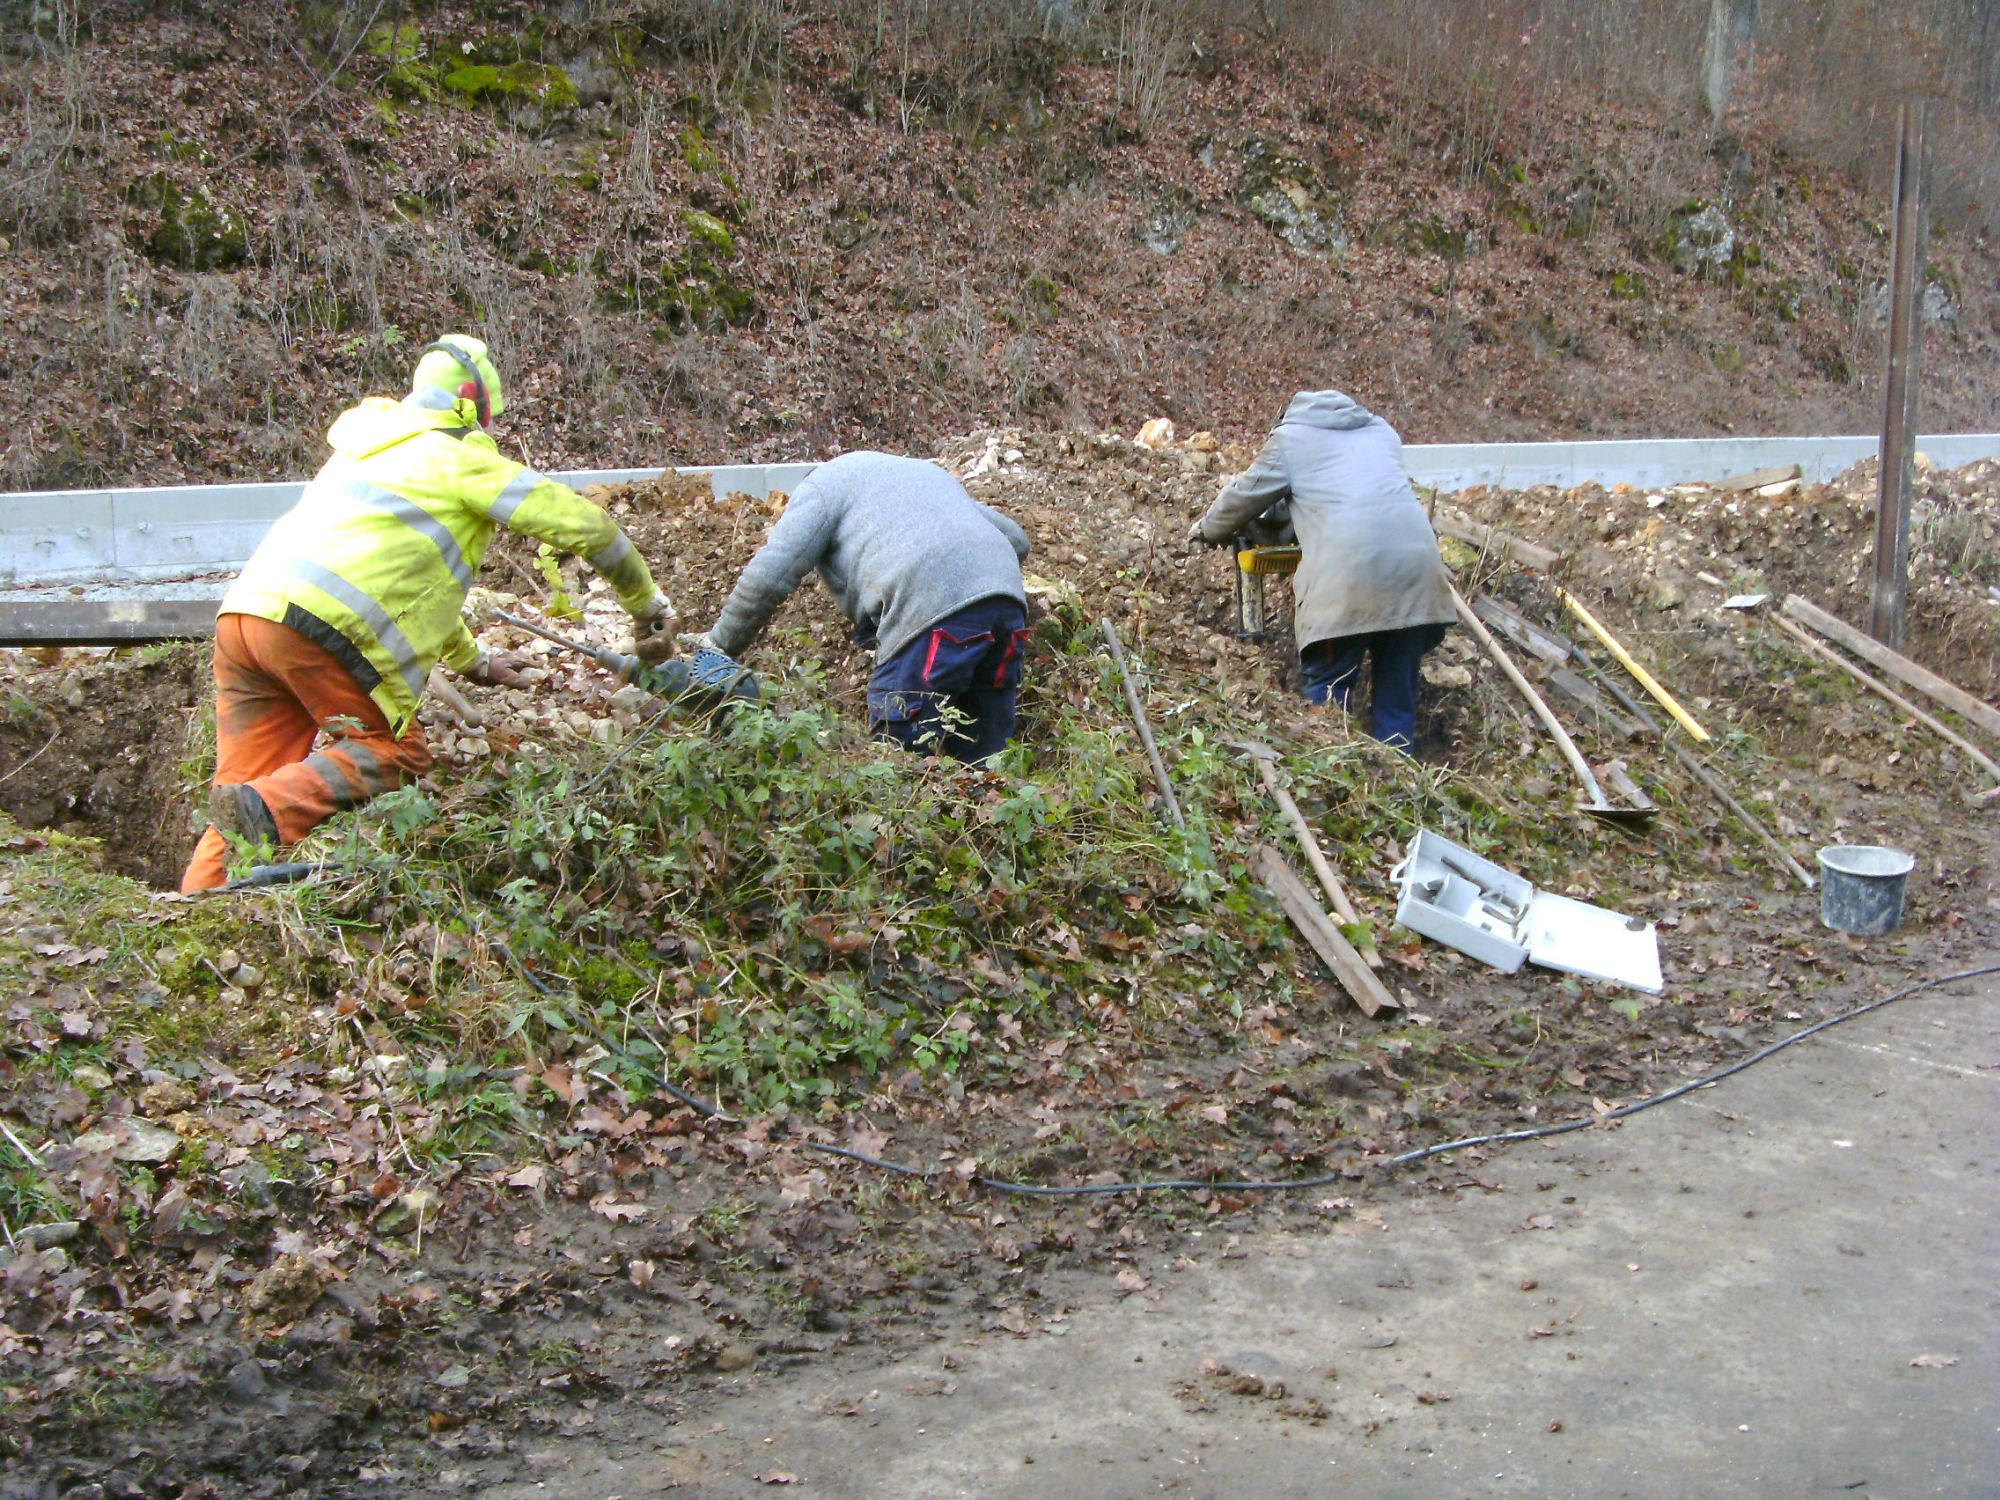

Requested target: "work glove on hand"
[
  {"left": 1186, "top": 518, "right": 1220, "bottom": 548},
  {"left": 463, "top": 648, "right": 532, "bottom": 689},
  {"left": 630, "top": 592, "right": 680, "bottom": 665}
]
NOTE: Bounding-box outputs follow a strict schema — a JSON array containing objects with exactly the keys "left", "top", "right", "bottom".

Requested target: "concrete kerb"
[{"left": 4, "top": 438, "right": 1998, "bottom": 591}]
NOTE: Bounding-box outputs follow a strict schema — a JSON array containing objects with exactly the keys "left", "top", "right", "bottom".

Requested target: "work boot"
[{"left": 207, "top": 783, "right": 279, "bottom": 848}]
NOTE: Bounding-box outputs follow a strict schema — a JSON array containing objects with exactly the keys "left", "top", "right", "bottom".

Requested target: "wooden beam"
[
  {"left": 1547, "top": 666, "right": 1643, "bottom": 741},
  {"left": 0, "top": 598, "right": 218, "bottom": 646},
  {"left": 1871, "top": 101, "right": 1931, "bottom": 649},
  {"left": 1769, "top": 613, "right": 2000, "bottom": 793},
  {"left": 1240, "top": 752, "right": 1382, "bottom": 969},
  {"left": 1783, "top": 594, "right": 2000, "bottom": 742},
  {"left": 1434, "top": 511, "right": 1560, "bottom": 573},
  {"left": 1254, "top": 845, "right": 1397, "bottom": 1018},
  {"left": 1472, "top": 595, "right": 1571, "bottom": 664},
  {"left": 1716, "top": 463, "right": 1801, "bottom": 494}
]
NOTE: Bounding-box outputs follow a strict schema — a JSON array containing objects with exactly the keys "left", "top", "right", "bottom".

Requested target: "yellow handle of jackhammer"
[{"left": 1236, "top": 545, "right": 1302, "bottom": 577}]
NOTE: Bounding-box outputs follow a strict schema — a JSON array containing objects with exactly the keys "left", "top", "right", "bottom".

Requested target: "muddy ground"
[{"left": 1, "top": 431, "right": 1997, "bottom": 1496}]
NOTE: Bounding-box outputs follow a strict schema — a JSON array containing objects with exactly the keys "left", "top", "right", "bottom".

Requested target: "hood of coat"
[
  {"left": 1281, "top": 389, "right": 1373, "bottom": 431},
  {"left": 325, "top": 395, "right": 468, "bottom": 459}
]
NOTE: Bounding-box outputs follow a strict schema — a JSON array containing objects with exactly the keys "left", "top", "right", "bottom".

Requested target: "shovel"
[{"left": 1450, "top": 586, "right": 1657, "bottom": 827}]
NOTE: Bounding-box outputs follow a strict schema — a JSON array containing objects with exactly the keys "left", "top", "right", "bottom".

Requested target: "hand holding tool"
[{"left": 493, "top": 610, "right": 760, "bottom": 708}]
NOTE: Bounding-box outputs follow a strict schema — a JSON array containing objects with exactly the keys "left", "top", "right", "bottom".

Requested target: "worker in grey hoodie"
[
  {"left": 701, "top": 451, "right": 1033, "bottom": 762},
  {"left": 1189, "top": 391, "right": 1455, "bottom": 751}
]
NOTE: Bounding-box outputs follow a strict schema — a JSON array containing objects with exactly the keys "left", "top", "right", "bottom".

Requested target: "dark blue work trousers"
[
  {"left": 1299, "top": 625, "right": 1445, "bottom": 752},
  {"left": 867, "top": 597, "right": 1030, "bottom": 764}
]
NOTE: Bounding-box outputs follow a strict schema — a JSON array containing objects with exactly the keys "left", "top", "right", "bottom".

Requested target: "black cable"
[
  {"left": 474, "top": 909, "right": 2000, "bottom": 1198},
  {"left": 1380, "top": 959, "right": 2000, "bottom": 1168},
  {"left": 779, "top": 961, "right": 2000, "bottom": 1198}
]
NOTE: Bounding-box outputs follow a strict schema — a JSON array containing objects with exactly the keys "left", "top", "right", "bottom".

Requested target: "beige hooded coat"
[{"left": 1194, "top": 391, "right": 1455, "bottom": 650}]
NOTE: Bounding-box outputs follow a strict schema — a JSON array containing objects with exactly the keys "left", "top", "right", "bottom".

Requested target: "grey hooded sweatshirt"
[
  {"left": 708, "top": 451, "right": 1031, "bottom": 662},
  {"left": 1194, "top": 391, "right": 1455, "bottom": 650}
]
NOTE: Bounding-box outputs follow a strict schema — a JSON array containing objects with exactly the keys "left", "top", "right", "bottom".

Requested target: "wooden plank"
[
  {"left": 0, "top": 597, "right": 218, "bottom": 646},
  {"left": 1472, "top": 595, "right": 1571, "bottom": 664},
  {"left": 1782, "top": 594, "right": 2000, "bottom": 742},
  {"left": 1571, "top": 645, "right": 1666, "bottom": 736},
  {"left": 1451, "top": 586, "right": 1609, "bottom": 806},
  {"left": 1547, "top": 666, "right": 1642, "bottom": 741},
  {"left": 1254, "top": 845, "right": 1397, "bottom": 1018},
  {"left": 1240, "top": 753, "right": 1383, "bottom": 969},
  {"left": 1434, "top": 511, "right": 1560, "bottom": 572},
  {"left": 1769, "top": 614, "right": 2000, "bottom": 794},
  {"left": 1716, "top": 463, "right": 1801, "bottom": 493}
]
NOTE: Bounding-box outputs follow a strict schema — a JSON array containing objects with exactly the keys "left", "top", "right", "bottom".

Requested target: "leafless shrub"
[
  {"left": 1757, "top": 0, "right": 1999, "bottom": 233},
  {"left": 608, "top": 0, "right": 791, "bottom": 101},
  {"left": 915, "top": 287, "right": 989, "bottom": 391},
  {"left": 166, "top": 275, "right": 262, "bottom": 396},
  {"left": 1243, "top": 0, "right": 1995, "bottom": 231},
  {"left": 0, "top": 1, "right": 99, "bottom": 246},
  {"left": 1112, "top": 0, "right": 1189, "bottom": 129},
  {"left": 825, "top": 0, "right": 1068, "bottom": 133}
]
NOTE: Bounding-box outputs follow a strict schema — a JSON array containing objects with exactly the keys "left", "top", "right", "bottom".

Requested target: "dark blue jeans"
[
  {"left": 1300, "top": 625, "right": 1445, "bottom": 752},
  {"left": 868, "top": 597, "right": 1030, "bottom": 764}
]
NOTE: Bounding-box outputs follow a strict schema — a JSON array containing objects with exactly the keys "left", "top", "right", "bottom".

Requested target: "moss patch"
[
  {"left": 444, "top": 60, "right": 580, "bottom": 114},
  {"left": 125, "top": 174, "right": 247, "bottom": 272}
]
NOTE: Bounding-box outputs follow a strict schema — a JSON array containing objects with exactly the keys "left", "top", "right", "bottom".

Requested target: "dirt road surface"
[{"left": 466, "top": 967, "right": 1999, "bottom": 1500}]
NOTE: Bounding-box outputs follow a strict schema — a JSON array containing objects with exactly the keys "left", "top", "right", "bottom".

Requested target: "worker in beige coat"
[{"left": 1190, "top": 390, "right": 1454, "bottom": 750}]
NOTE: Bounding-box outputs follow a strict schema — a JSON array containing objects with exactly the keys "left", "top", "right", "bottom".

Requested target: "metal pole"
[{"left": 1870, "top": 100, "right": 1931, "bottom": 650}]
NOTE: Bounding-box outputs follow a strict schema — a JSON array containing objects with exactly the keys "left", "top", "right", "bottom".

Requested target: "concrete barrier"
[{"left": 3, "top": 438, "right": 1996, "bottom": 588}]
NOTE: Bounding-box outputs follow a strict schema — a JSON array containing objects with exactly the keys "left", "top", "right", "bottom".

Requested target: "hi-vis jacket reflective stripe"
[{"left": 222, "top": 393, "right": 661, "bottom": 735}]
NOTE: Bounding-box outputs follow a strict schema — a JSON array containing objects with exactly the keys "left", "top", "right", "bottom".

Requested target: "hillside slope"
[{"left": 0, "top": 2, "right": 1995, "bottom": 493}]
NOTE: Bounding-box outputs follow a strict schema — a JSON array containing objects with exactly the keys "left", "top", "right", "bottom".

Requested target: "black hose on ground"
[
  {"left": 471, "top": 921, "right": 2000, "bottom": 1200},
  {"left": 777, "top": 962, "right": 2000, "bottom": 1198}
]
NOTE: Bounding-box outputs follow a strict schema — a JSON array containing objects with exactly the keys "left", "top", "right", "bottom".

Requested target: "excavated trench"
[{"left": 0, "top": 645, "right": 209, "bottom": 887}]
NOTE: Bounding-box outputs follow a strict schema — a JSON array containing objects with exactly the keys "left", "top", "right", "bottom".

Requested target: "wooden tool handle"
[
  {"left": 1451, "top": 587, "right": 1605, "bottom": 805},
  {"left": 1556, "top": 587, "right": 1711, "bottom": 743}
]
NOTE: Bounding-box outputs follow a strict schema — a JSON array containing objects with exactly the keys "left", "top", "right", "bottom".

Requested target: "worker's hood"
[
  {"left": 325, "top": 395, "right": 469, "bottom": 459},
  {"left": 1281, "top": 389, "right": 1373, "bottom": 431}
]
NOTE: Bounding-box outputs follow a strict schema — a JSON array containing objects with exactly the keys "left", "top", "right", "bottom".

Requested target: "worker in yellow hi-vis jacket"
[{"left": 181, "top": 334, "right": 677, "bottom": 892}]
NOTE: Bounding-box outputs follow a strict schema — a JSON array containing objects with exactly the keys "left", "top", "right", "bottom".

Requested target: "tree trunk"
[{"left": 1701, "top": 0, "right": 1759, "bottom": 123}]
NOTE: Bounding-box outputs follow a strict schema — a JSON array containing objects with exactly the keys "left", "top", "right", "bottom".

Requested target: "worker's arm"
[
  {"left": 975, "top": 502, "right": 1032, "bottom": 562},
  {"left": 707, "top": 485, "right": 840, "bottom": 656},
  {"left": 1191, "top": 433, "right": 1290, "bottom": 543},
  {"left": 439, "top": 619, "right": 532, "bottom": 686},
  {"left": 454, "top": 442, "right": 664, "bottom": 616},
  {"left": 439, "top": 617, "right": 483, "bottom": 675}
]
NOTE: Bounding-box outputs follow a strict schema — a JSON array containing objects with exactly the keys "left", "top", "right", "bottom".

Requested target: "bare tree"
[{"left": 1701, "top": 0, "right": 1759, "bottom": 122}]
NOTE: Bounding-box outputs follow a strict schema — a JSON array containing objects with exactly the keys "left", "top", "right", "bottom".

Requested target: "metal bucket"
[{"left": 1816, "top": 844, "right": 1916, "bottom": 936}]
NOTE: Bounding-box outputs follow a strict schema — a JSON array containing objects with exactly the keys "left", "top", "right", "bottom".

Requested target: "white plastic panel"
[
  {"left": 1393, "top": 828, "right": 1665, "bottom": 995},
  {"left": 1523, "top": 893, "right": 1664, "bottom": 994}
]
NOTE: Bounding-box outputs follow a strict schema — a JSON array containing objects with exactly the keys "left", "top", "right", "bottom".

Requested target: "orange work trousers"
[{"left": 180, "top": 613, "right": 433, "bottom": 893}]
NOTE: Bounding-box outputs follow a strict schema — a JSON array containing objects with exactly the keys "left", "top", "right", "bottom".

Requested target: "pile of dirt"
[{"left": 1455, "top": 455, "right": 2000, "bottom": 698}]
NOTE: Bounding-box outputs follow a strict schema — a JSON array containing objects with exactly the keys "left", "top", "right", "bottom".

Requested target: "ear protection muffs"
[{"left": 421, "top": 339, "right": 492, "bottom": 428}]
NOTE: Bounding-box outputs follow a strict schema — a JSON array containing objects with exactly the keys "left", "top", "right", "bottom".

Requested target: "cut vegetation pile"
[{"left": 2, "top": 429, "right": 1997, "bottom": 1494}]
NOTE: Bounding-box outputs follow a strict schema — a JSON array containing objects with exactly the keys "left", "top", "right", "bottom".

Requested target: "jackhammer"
[{"left": 1230, "top": 500, "right": 1301, "bottom": 644}]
